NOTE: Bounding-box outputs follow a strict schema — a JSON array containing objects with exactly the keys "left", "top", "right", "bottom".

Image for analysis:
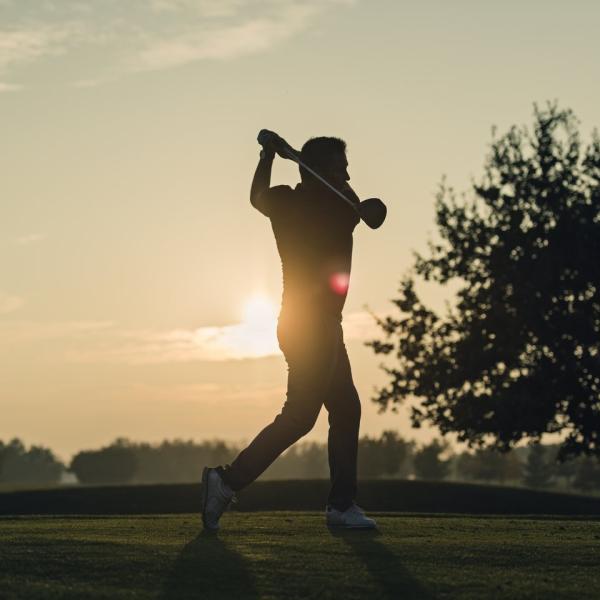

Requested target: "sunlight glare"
[
  {"left": 232, "top": 294, "right": 279, "bottom": 358},
  {"left": 242, "top": 295, "right": 278, "bottom": 328}
]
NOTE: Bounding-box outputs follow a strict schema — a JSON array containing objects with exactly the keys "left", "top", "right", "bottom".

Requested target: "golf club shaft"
[{"left": 279, "top": 147, "right": 360, "bottom": 215}]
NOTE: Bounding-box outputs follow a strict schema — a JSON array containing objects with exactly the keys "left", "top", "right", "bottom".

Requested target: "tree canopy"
[
  {"left": 0, "top": 438, "right": 64, "bottom": 485},
  {"left": 367, "top": 104, "right": 600, "bottom": 460}
]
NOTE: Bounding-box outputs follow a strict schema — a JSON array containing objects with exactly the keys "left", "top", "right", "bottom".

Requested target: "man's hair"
[{"left": 299, "top": 136, "right": 347, "bottom": 180}]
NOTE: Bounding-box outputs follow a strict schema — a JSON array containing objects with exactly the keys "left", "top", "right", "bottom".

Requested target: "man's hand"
[
  {"left": 251, "top": 131, "right": 279, "bottom": 212},
  {"left": 257, "top": 129, "right": 297, "bottom": 160}
]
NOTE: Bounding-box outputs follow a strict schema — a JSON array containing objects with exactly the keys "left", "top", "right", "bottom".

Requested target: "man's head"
[{"left": 299, "top": 136, "right": 349, "bottom": 189}]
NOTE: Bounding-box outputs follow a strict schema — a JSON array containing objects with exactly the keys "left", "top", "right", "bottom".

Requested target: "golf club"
[{"left": 257, "top": 129, "right": 387, "bottom": 229}]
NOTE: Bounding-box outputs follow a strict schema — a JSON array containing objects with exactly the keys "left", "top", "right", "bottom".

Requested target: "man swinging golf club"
[{"left": 201, "top": 130, "right": 386, "bottom": 531}]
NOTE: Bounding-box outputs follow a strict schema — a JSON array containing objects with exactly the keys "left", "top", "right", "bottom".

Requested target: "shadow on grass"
[
  {"left": 160, "top": 530, "right": 259, "bottom": 600},
  {"left": 329, "top": 527, "right": 435, "bottom": 600}
]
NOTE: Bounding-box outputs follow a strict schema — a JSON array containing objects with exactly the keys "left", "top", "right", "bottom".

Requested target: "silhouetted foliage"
[
  {"left": 265, "top": 432, "right": 415, "bottom": 480},
  {"left": 523, "top": 443, "right": 554, "bottom": 488},
  {"left": 357, "top": 430, "right": 414, "bottom": 478},
  {"left": 70, "top": 438, "right": 137, "bottom": 485},
  {"left": 367, "top": 103, "right": 600, "bottom": 460},
  {"left": 413, "top": 439, "right": 452, "bottom": 481},
  {"left": 70, "top": 438, "right": 238, "bottom": 485},
  {"left": 0, "top": 438, "right": 64, "bottom": 485},
  {"left": 65, "top": 433, "right": 417, "bottom": 485},
  {"left": 133, "top": 439, "right": 239, "bottom": 483},
  {"left": 573, "top": 458, "right": 600, "bottom": 492},
  {"left": 455, "top": 447, "right": 523, "bottom": 484},
  {"left": 5, "top": 434, "right": 600, "bottom": 491},
  {"left": 263, "top": 441, "right": 329, "bottom": 479}
]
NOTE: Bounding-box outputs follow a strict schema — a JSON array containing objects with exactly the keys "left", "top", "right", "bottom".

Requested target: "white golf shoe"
[
  {"left": 325, "top": 503, "right": 377, "bottom": 529},
  {"left": 201, "top": 466, "right": 237, "bottom": 531}
]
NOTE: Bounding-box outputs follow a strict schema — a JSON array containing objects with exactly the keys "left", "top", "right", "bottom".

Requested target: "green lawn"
[{"left": 1, "top": 513, "right": 599, "bottom": 599}]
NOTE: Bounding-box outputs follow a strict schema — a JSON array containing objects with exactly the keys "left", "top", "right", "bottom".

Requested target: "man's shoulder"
[
  {"left": 253, "top": 184, "right": 295, "bottom": 218},
  {"left": 261, "top": 184, "right": 296, "bottom": 202},
  {"left": 263, "top": 185, "right": 297, "bottom": 219},
  {"left": 269, "top": 184, "right": 296, "bottom": 197}
]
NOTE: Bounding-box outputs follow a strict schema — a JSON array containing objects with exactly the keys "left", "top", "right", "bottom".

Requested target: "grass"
[{"left": 1, "top": 513, "right": 599, "bottom": 599}]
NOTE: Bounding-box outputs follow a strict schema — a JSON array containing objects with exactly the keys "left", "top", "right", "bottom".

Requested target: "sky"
[{"left": 1, "top": 0, "right": 599, "bottom": 461}]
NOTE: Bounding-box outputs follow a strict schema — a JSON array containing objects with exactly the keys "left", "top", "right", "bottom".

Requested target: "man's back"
[{"left": 259, "top": 182, "right": 360, "bottom": 321}]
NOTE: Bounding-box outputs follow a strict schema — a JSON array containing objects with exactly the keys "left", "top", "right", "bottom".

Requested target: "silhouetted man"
[{"left": 201, "top": 132, "right": 376, "bottom": 530}]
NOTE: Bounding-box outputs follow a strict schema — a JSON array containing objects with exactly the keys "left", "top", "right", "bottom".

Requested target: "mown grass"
[{"left": 1, "top": 513, "right": 599, "bottom": 599}]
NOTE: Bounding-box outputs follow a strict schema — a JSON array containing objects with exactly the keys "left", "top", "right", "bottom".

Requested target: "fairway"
[{"left": 1, "top": 513, "right": 599, "bottom": 599}]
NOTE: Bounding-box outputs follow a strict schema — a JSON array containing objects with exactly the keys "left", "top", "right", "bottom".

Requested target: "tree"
[
  {"left": 70, "top": 438, "right": 137, "bottom": 484},
  {"left": 264, "top": 432, "right": 413, "bottom": 480},
  {"left": 357, "top": 430, "right": 414, "bottom": 479},
  {"left": 455, "top": 448, "right": 522, "bottom": 484},
  {"left": 0, "top": 438, "right": 64, "bottom": 485},
  {"left": 523, "top": 444, "right": 554, "bottom": 488},
  {"left": 261, "top": 441, "right": 328, "bottom": 480},
  {"left": 573, "top": 458, "right": 600, "bottom": 492},
  {"left": 132, "top": 439, "right": 240, "bottom": 483},
  {"left": 413, "top": 439, "right": 452, "bottom": 481},
  {"left": 367, "top": 104, "right": 600, "bottom": 460},
  {"left": 298, "top": 442, "right": 329, "bottom": 478}
]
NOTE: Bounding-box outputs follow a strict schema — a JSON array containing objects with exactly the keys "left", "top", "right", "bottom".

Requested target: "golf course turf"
[{"left": 1, "top": 512, "right": 599, "bottom": 599}]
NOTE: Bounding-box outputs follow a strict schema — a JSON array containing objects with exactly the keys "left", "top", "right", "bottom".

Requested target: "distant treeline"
[
  {"left": 0, "top": 439, "right": 64, "bottom": 486},
  {"left": 1, "top": 434, "right": 600, "bottom": 493}
]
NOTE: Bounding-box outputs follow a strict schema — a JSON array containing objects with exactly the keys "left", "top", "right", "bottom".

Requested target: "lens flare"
[{"left": 329, "top": 272, "right": 350, "bottom": 295}]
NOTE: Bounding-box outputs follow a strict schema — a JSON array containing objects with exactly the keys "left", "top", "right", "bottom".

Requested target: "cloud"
[
  {"left": 0, "top": 319, "right": 113, "bottom": 343},
  {"left": 0, "top": 291, "right": 24, "bottom": 314},
  {"left": 0, "top": 81, "right": 21, "bottom": 92},
  {"left": 64, "top": 319, "right": 282, "bottom": 364},
  {"left": 134, "top": 4, "right": 319, "bottom": 71},
  {"left": 149, "top": 0, "right": 248, "bottom": 18},
  {"left": 125, "top": 381, "right": 286, "bottom": 407},
  {"left": 0, "top": 0, "right": 356, "bottom": 84},
  {"left": 14, "top": 232, "right": 47, "bottom": 245},
  {"left": 64, "top": 308, "right": 381, "bottom": 364},
  {"left": 0, "top": 308, "right": 381, "bottom": 364},
  {"left": 0, "top": 26, "right": 78, "bottom": 70},
  {"left": 0, "top": 24, "right": 82, "bottom": 88}
]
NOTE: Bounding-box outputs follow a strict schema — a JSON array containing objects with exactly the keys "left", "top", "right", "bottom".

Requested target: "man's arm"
[{"left": 250, "top": 149, "right": 275, "bottom": 217}]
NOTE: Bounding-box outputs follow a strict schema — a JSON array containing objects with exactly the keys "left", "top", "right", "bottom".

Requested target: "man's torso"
[{"left": 263, "top": 183, "right": 360, "bottom": 322}]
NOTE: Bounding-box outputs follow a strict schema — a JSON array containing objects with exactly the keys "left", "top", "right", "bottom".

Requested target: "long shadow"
[
  {"left": 329, "top": 527, "right": 435, "bottom": 600},
  {"left": 160, "top": 530, "right": 259, "bottom": 600}
]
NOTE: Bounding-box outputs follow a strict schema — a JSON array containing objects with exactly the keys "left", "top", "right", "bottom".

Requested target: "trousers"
[{"left": 219, "top": 310, "right": 361, "bottom": 511}]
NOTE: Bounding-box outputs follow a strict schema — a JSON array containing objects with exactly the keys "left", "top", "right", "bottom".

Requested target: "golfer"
[{"left": 201, "top": 131, "right": 377, "bottom": 530}]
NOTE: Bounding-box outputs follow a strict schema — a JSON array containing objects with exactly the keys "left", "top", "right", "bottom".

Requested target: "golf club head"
[{"left": 359, "top": 198, "right": 387, "bottom": 229}]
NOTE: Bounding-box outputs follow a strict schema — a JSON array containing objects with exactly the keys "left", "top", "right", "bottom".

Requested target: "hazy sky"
[{"left": 2, "top": 0, "right": 599, "bottom": 460}]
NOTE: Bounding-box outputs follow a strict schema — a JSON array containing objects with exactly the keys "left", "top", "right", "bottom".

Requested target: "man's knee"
[{"left": 277, "top": 409, "right": 319, "bottom": 439}]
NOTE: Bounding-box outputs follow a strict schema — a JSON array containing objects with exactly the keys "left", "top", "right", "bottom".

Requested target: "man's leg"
[
  {"left": 324, "top": 327, "right": 361, "bottom": 511},
  {"left": 218, "top": 318, "right": 339, "bottom": 492}
]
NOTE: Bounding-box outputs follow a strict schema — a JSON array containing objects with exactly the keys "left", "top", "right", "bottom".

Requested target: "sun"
[
  {"left": 221, "top": 293, "right": 279, "bottom": 358},
  {"left": 189, "top": 294, "right": 280, "bottom": 360},
  {"left": 242, "top": 294, "right": 278, "bottom": 328}
]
